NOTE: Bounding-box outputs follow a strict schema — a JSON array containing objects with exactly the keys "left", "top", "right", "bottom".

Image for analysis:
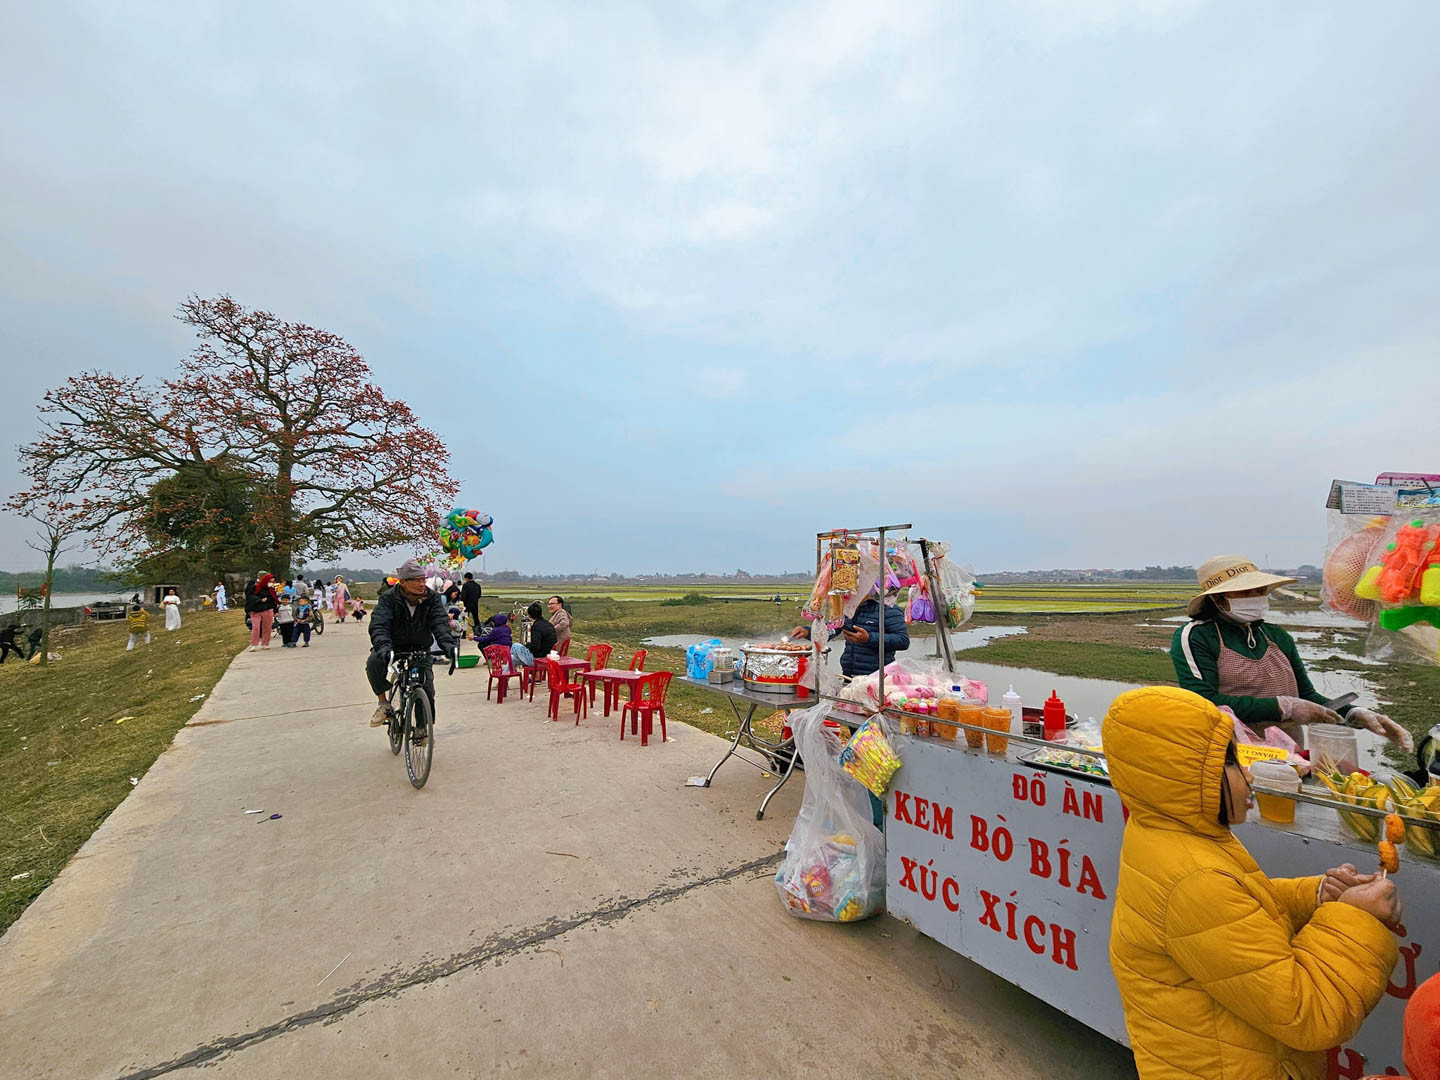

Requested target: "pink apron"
[{"left": 1212, "top": 622, "right": 1300, "bottom": 737}]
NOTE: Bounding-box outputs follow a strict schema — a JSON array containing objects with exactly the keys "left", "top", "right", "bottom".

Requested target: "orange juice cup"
[
  {"left": 957, "top": 704, "right": 984, "bottom": 748},
  {"left": 1254, "top": 792, "right": 1296, "bottom": 824},
  {"left": 1250, "top": 761, "right": 1300, "bottom": 824},
  {"left": 983, "top": 707, "right": 1011, "bottom": 755}
]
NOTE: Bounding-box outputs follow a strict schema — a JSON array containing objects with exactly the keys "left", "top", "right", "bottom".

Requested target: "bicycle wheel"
[
  {"left": 313, "top": 611, "right": 325, "bottom": 636},
  {"left": 387, "top": 686, "right": 404, "bottom": 755},
  {"left": 404, "top": 690, "right": 434, "bottom": 789}
]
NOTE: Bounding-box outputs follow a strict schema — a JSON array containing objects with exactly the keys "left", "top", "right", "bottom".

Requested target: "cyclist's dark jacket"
[{"left": 369, "top": 587, "right": 455, "bottom": 656}]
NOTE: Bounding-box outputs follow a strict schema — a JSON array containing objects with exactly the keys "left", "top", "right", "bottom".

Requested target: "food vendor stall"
[
  {"left": 679, "top": 520, "right": 1440, "bottom": 1078},
  {"left": 884, "top": 703, "right": 1439, "bottom": 1079}
]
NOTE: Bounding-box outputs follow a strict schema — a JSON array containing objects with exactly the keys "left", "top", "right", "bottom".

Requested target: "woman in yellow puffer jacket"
[{"left": 1105, "top": 686, "right": 1399, "bottom": 1080}]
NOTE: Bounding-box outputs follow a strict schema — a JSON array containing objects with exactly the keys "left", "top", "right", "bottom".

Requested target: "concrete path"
[{"left": 0, "top": 619, "right": 1138, "bottom": 1078}]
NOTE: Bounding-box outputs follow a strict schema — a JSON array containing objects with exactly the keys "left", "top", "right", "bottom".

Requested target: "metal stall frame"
[
  {"left": 815, "top": 525, "right": 965, "bottom": 704},
  {"left": 814, "top": 524, "right": 912, "bottom": 708}
]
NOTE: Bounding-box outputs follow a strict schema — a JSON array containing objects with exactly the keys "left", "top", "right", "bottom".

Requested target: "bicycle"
[
  {"left": 383, "top": 650, "right": 455, "bottom": 789},
  {"left": 312, "top": 606, "right": 325, "bottom": 636}
]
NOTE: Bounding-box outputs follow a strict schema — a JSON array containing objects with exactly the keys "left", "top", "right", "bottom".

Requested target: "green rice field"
[{"left": 457, "top": 581, "right": 1193, "bottom": 614}]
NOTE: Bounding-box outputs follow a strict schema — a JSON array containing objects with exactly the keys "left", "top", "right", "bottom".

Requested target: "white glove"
[
  {"left": 1349, "top": 707, "right": 1414, "bottom": 753},
  {"left": 1276, "top": 696, "right": 1343, "bottom": 726}
]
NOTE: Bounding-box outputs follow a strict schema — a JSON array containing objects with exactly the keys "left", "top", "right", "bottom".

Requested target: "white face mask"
[{"left": 1224, "top": 595, "right": 1270, "bottom": 623}]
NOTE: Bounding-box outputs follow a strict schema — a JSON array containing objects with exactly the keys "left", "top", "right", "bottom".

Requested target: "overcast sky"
[{"left": 2, "top": 2, "right": 1437, "bottom": 576}]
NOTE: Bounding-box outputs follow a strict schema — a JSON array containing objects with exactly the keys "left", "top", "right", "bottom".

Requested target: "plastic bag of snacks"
[
  {"left": 928, "top": 542, "right": 978, "bottom": 630},
  {"left": 774, "top": 705, "right": 886, "bottom": 923}
]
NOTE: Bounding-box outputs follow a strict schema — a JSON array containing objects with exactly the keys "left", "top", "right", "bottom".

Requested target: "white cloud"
[{"left": 2, "top": 0, "right": 1438, "bottom": 573}]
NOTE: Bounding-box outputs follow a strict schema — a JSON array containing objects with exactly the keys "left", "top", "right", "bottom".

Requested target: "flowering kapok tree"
[{"left": 6, "top": 296, "right": 458, "bottom": 578}]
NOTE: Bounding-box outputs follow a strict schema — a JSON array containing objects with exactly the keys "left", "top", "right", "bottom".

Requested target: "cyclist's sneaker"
[
  {"left": 411, "top": 723, "right": 429, "bottom": 745},
  {"left": 370, "top": 703, "right": 393, "bottom": 727}
]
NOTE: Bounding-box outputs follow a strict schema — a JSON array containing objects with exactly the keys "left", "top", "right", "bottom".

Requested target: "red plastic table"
[
  {"left": 548, "top": 656, "right": 590, "bottom": 680},
  {"left": 581, "top": 668, "right": 650, "bottom": 718}
]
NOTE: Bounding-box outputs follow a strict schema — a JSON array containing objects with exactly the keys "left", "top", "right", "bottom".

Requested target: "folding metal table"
[{"left": 680, "top": 676, "right": 855, "bottom": 819}]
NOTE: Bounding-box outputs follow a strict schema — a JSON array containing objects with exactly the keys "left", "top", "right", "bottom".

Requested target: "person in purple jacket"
[{"left": 475, "top": 612, "right": 512, "bottom": 653}]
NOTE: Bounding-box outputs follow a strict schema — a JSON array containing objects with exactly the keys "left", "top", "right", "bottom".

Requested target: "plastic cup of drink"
[
  {"left": 957, "top": 703, "right": 984, "bottom": 749},
  {"left": 983, "top": 707, "right": 1011, "bottom": 755},
  {"left": 1250, "top": 760, "right": 1300, "bottom": 824}
]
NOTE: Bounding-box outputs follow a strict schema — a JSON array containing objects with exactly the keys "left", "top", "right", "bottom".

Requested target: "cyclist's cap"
[{"left": 396, "top": 558, "right": 425, "bottom": 580}]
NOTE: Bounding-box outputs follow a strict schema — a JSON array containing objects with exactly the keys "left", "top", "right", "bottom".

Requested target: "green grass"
[
  {"left": 351, "top": 580, "right": 1194, "bottom": 612},
  {"left": 0, "top": 610, "right": 246, "bottom": 934},
  {"left": 952, "top": 638, "right": 1179, "bottom": 685},
  {"left": 474, "top": 584, "right": 806, "bottom": 603},
  {"left": 974, "top": 583, "right": 1193, "bottom": 613}
]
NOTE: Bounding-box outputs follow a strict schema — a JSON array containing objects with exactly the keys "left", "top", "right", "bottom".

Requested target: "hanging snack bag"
[{"left": 839, "top": 716, "right": 903, "bottom": 797}]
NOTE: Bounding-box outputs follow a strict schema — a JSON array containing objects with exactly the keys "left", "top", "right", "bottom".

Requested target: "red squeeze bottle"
[{"left": 1043, "top": 691, "right": 1067, "bottom": 742}]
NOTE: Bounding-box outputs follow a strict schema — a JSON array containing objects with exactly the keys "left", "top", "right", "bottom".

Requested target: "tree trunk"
[
  {"left": 273, "top": 460, "right": 295, "bottom": 579},
  {"left": 38, "top": 534, "right": 58, "bottom": 668}
]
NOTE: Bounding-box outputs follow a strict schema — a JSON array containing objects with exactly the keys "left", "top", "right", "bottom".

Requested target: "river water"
[
  {"left": 648, "top": 627, "right": 1394, "bottom": 769},
  {"left": 0, "top": 591, "right": 134, "bottom": 615}
]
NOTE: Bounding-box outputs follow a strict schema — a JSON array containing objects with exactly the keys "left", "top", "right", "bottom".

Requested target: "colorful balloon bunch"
[{"left": 437, "top": 508, "right": 494, "bottom": 569}]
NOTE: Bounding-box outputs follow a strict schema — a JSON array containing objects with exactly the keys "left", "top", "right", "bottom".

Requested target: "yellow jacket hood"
[{"left": 1103, "top": 685, "right": 1231, "bottom": 838}]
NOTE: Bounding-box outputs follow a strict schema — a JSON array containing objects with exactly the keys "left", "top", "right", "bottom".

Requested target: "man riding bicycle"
[{"left": 367, "top": 558, "right": 457, "bottom": 739}]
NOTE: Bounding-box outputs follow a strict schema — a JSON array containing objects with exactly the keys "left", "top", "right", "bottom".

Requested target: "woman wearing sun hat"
[{"left": 1171, "top": 554, "right": 1413, "bottom": 751}]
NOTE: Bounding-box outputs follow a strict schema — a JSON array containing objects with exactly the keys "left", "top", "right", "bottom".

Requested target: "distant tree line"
[
  {"left": 1118, "top": 565, "right": 1197, "bottom": 580},
  {"left": 0, "top": 566, "right": 136, "bottom": 593}
]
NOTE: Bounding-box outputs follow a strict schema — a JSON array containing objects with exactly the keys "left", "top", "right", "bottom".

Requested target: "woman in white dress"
[
  {"left": 213, "top": 582, "right": 228, "bottom": 611},
  {"left": 162, "top": 587, "right": 182, "bottom": 631}
]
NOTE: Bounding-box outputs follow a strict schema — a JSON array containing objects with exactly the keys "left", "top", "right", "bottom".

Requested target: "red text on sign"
[
  {"left": 971, "top": 814, "right": 1108, "bottom": 899},
  {"left": 977, "top": 889, "right": 1079, "bottom": 971},
  {"left": 892, "top": 789, "right": 955, "bottom": 840}
]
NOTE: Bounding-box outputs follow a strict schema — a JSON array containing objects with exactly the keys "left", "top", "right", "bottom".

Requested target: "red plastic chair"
[
  {"left": 546, "top": 658, "right": 588, "bottom": 724},
  {"left": 485, "top": 646, "right": 524, "bottom": 704},
  {"left": 620, "top": 671, "right": 671, "bottom": 746},
  {"left": 628, "top": 649, "right": 647, "bottom": 672},
  {"left": 525, "top": 656, "right": 545, "bottom": 699},
  {"left": 557, "top": 637, "right": 571, "bottom": 657},
  {"left": 585, "top": 644, "right": 614, "bottom": 704}
]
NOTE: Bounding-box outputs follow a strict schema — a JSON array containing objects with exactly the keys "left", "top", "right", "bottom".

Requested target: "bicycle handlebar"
[{"left": 388, "top": 647, "right": 458, "bottom": 675}]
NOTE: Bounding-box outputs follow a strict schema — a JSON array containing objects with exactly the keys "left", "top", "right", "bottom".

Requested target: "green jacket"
[{"left": 1169, "top": 619, "right": 1344, "bottom": 727}]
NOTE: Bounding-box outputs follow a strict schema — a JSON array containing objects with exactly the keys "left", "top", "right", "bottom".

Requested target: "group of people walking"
[
  {"left": 122, "top": 587, "right": 183, "bottom": 652},
  {"left": 241, "top": 573, "right": 365, "bottom": 650}
]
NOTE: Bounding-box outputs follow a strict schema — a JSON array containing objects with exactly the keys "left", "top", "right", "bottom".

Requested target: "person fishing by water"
[{"left": 1171, "top": 554, "right": 1412, "bottom": 752}]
